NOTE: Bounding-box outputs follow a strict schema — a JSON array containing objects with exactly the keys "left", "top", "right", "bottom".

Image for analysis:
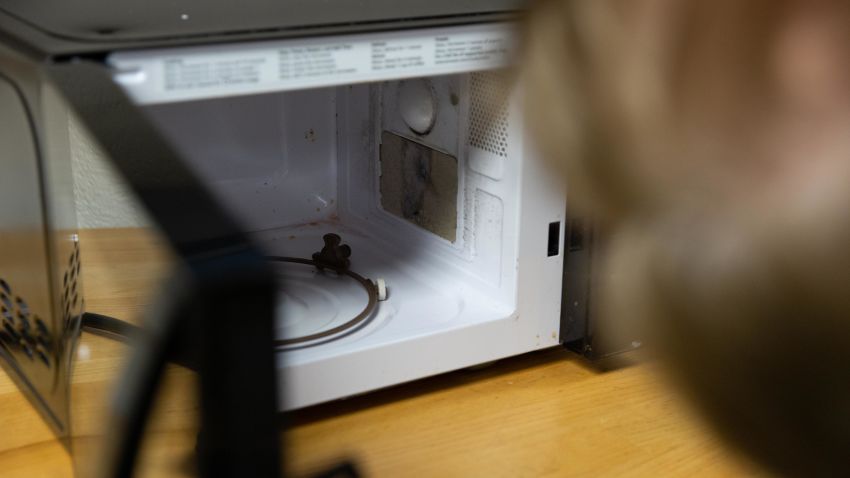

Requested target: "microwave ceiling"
[{"left": 0, "top": 0, "right": 522, "bottom": 58}]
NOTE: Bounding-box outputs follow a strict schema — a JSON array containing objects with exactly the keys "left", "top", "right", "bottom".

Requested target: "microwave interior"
[{"left": 109, "top": 67, "right": 567, "bottom": 409}]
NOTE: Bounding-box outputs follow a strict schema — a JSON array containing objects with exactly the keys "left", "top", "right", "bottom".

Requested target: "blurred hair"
[{"left": 523, "top": 1, "right": 850, "bottom": 475}]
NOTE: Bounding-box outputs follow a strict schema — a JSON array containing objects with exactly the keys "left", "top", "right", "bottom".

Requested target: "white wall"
[{"left": 69, "top": 115, "right": 151, "bottom": 228}]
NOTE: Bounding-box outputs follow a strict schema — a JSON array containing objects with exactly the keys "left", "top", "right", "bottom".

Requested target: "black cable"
[
  {"left": 81, "top": 311, "right": 142, "bottom": 343},
  {"left": 81, "top": 311, "right": 198, "bottom": 371}
]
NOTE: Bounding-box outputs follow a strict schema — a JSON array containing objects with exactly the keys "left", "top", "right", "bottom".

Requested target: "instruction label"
[{"left": 110, "top": 23, "right": 515, "bottom": 104}]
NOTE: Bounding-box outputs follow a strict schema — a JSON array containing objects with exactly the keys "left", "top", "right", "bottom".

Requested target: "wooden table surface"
[{"left": 0, "top": 228, "right": 764, "bottom": 477}]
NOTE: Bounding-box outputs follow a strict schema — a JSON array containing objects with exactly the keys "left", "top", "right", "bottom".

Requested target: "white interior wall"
[{"left": 143, "top": 89, "right": 338, "bottom": 235}]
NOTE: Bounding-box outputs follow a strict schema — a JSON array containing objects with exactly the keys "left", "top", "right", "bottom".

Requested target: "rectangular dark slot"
[{"left": 547, "top": 221, "right": 561, "bottom": 257}]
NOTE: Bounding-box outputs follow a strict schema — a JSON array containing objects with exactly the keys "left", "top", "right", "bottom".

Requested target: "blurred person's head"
[{"left": 523, "top": 1, "right": 850, "bottom": 475}]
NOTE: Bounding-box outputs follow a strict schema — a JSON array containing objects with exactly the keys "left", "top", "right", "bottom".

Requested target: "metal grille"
[
  {"left": 0, "top": 241, "right": 81, "bottom": 369},
  {"left": 468, "top": 71, "right": 511, "bottom": 157},
  {"left": 0, "top": 284, "right": 53, "bottom": 368},
  {"left": 62, "top": 240, "right": 82, "bottom": 339}
]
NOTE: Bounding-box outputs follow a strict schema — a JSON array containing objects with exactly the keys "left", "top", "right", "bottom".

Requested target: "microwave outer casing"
[
  {"left": 0, "top": 0, "right": 526, "bottom": 436},
  {"left": 0, "top": 43, "right": 82, "bottom": 445},
  {"left": 0, "top": 2, "right": 603, "bottom": 468},
  {"left": 0, "top": 0, "right": 522, "bottom": 58},
  {"left": 0, "top": 3, "right": 533, "bottom": 472}
]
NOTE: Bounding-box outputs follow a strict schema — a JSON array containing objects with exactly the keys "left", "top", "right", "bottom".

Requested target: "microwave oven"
[{"left": 0, "top": 0, "right": 630, "bottom": 468}]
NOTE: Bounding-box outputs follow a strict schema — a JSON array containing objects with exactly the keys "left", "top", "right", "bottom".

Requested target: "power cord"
[
  {"left": 81, "top": 311, "right": 142, "bottom": 343},
  {"left": 81, "top": 311, "right": 197, "bottom": 371}
]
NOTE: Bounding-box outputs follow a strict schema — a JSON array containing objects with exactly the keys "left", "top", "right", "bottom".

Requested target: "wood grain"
[{"left": 0, "top": 228, "right": 764, "bottom": 477}]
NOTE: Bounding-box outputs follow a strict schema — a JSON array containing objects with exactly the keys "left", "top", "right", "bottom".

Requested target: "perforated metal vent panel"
[
  {"left": 0, "top": 278, "right": 55, "bottom": 368},
  {"left": 62, "top": 240, "right": 83, "bottom": 340},
  {"left": 468, "top": 71, "right": 511, "bottom": 157},
  {"left": 0, "top": 242, "right": 81, "bottom": 371}
]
